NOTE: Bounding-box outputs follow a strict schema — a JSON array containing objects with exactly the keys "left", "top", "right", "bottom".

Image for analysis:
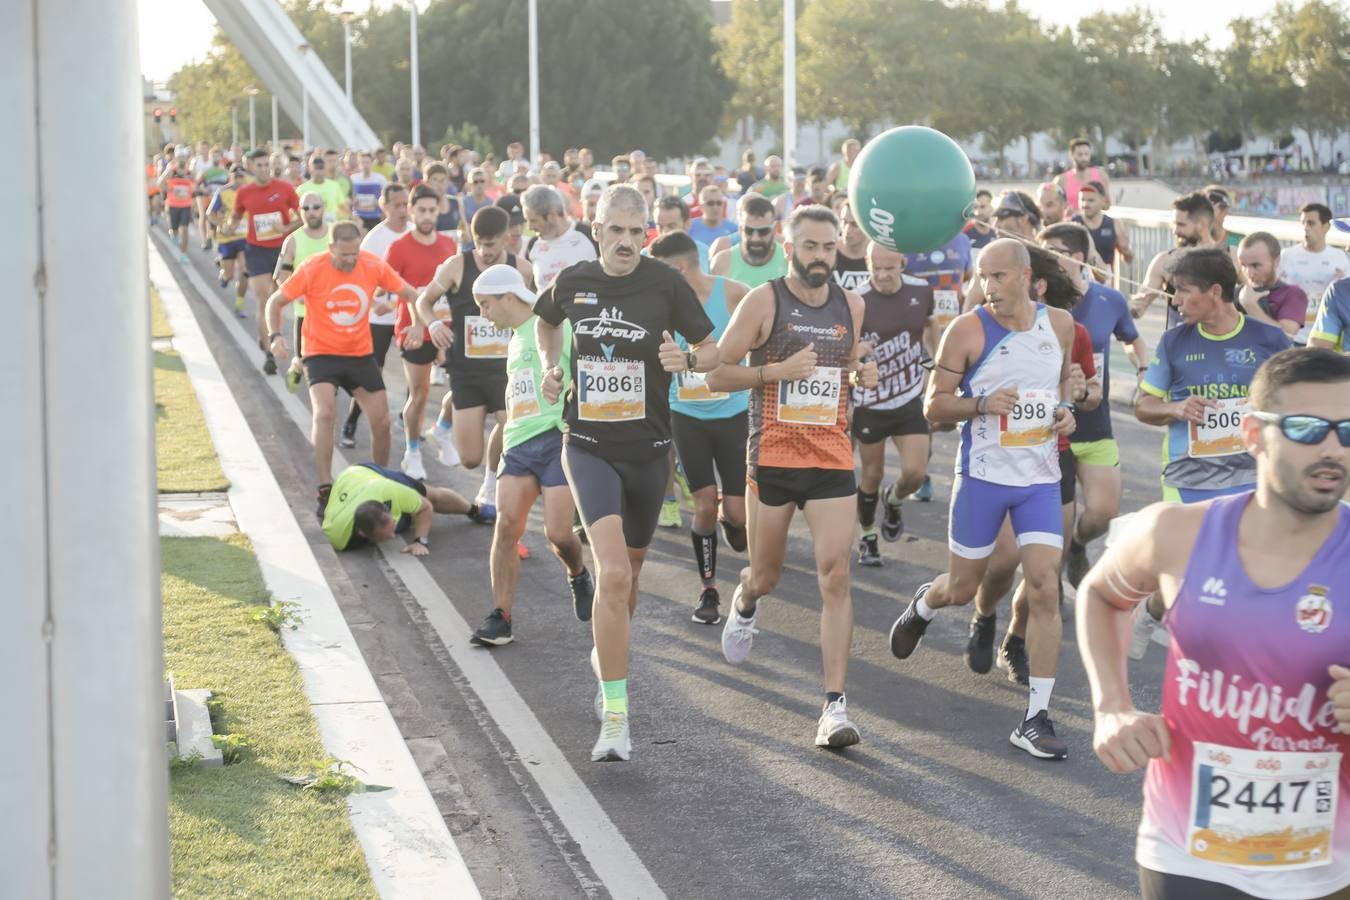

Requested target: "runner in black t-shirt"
[{"left": 534, "top": 184, "right": 717, "bottom": 762}]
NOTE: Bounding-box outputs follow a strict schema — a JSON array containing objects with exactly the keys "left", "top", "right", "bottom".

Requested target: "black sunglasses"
[
  {"left": 1251, "top": 411, "right": 1350, "bottom": 446},
  {"left": 742, "top": 225, "right": 774, "bottom": 237}
]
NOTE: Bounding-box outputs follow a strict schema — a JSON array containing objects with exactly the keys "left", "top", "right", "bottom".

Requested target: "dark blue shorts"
[
  {"left": 243, "top": 242, "right": 281, "bottom": 279},
  {"left": 498, "top": 430, "right": 567, "bottom": 488},
  {"left": 218, "top": 239, "right": 245, "bottom": 261}
]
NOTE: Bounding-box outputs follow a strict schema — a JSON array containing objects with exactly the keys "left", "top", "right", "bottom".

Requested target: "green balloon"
[{"left": 848, "top": 126, "right": 976, "bottom": 254}]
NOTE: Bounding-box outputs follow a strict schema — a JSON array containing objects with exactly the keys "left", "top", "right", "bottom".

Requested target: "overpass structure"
[{"left": 202, "top": 0, "right": 379, "bottom": 150}]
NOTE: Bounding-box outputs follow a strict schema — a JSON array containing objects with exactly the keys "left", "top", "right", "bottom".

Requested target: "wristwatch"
[
  {"left": 414, "top": 536, "right": 429, "bottom": 547},
  {"left": 685, "top": 350, "right": 698, "bottom": 371},
  {"left": 268, "top": 331, "right": 282, "bottom": 343}
]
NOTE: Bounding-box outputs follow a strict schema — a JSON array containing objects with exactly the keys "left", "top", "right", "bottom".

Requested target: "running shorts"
[
  {"left": 851, "top": 396, "right": 929, "bottom": 443},
  {"left": 1162, "top": 482, "right": 1253, "bottom": 505},
  {"left": 499, "top": 429, "right": 567, "bottom": 488},
  {"left": 563, "top": 440, "right": 670, "bottom": 549},
  {"left": 218, "top": 239, "right": 245, "bottom": 261},
  {"left": 1069, "top": 437, "right": 1120, "bottom": 468},
  {"left": 948, "top": 475, "right": 1062, "bottom": 559},
  {"left": 671, "top": 411, "right": 747, "bottom": 496},
  {"left": 304, "top": 354, "right": 385, "bottom": 395},
  {"left": 243, "top": 243, "right": 281, "bottom": 279},
  {"left": 448, "top": 370, "right": 508, "bottom": 412},
  {"left": 749, "top": 465, "right": 855, "bottom": 510}
]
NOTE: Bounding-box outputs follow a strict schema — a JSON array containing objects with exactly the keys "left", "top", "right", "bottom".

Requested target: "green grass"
[
  {"left": 151, "top": 283, "right": 173, "bottom": 341},
  {"left": 163, "top": 535, "right": 377, "bottom": 900},
  {"left": 155, "top": 348, "right": 228, "bottom": 493}
]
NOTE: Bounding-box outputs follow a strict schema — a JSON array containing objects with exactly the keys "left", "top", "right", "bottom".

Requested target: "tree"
[
  {"left": 717, "top": 0, "right": 790, "bottom": 140},
  {"left": 1264, "top": 0, "right": 1350, "bottom": 168}
]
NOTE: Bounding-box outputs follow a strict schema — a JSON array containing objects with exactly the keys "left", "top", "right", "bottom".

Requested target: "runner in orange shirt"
[{"left": 264, "top": 220, "right": 419, "bottom": 517}]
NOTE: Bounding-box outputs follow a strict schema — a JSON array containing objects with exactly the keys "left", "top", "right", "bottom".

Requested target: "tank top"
[
  {"left": 957, "top": 304, "right": 1062, "bottom": 486},
  {"left": 670, "top": 277, "right": 748, "bottom": 420},
  {"left": 165, "top": 171, "right": 195, "bottom": 208},
  {"left": 1073, "top": 213, "right": 1117, "bottom": 267},
  {"left": 1062, "top": 166, "right": 1103, "bottom": 211},
  {"left": 728, "top": 242, "right": 788, "bottom": 288},
  {"left": 747, "top": 278, "right": 854, "bottom": 474},
  {"left": 460, "top": 195, "right": 495, "bottom": 249},
  {"left": 835, "top": 159, "right": 852, "bottom": 193},
  {"left": 290, "top": 228, "right": 330, "bottom": 317},
  {"left": 852, "top": 276, "right": 934, "bottom": 411},
  {"left": 447, "top": 251, "right": 515, "bottom": 376},
  {"left": 1138, "top": 495, "right": 1350, "bottom": 898},
  {"left": 436, "top": 197, "right": 460, "bottom": 237}
]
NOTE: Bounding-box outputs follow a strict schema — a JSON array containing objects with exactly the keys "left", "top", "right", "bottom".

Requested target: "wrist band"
[
  {"left": 976, "top": 394, "right": 988, "bottom": 415},
  {"left": 758, "top": 365, "right": 766, "bottom": 385}
]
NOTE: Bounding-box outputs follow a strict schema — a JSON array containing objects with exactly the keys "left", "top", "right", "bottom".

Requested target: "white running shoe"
[
  {"left": 591, "top": 712, "right": 631, "bottom": 762},
  {"left": 721, "top": 585, "right": 759, "bottom": 665},
  {"left": 590, "top": 646, "right": 603, "bottom": 721},
  {"left": 401, "top": 446, "right": 427, "bottom": 480},
  {"left": 435, "top": 427, "right": 460, "bottom": 468},
  {"left": 815, "top": 697, "right": 861, "bottom": 749},
  {"left": 430, "top": 366, "right": 447, "bottom": 386},
  {"left": 1128, "top": 603, "right": 1160, "bottom": 660}
]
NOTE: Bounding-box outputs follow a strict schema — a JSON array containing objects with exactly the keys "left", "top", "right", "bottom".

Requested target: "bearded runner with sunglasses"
[
  {"left": 1078, "top": 347, "right": 1350, "bottom": 900},
  {"left": 710, "top": 193, "right": 788, "bottom": 288}
]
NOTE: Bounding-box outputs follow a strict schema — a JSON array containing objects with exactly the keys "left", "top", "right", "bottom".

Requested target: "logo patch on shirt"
[
  {"left": 1224, "top": 347, "right": 1258, "bottom": 367},
  {"left": 574, "top": 291, "right": 599, "bottom": 305},
  {"left": 1295, "top": 585, "right": 1333, "bottom": 634},
  {"left": 1199, "top": 577, "right": 1228, "bottom": 606}
]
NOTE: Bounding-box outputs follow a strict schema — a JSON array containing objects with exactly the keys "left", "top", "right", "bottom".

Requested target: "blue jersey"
[
  {"left": 1070, "top": 282, "right": 1138, "bottom": 442},
  {"left": 669, "top": 277, "right": 747, "bottom": 420},
  {"left": 902, "top": 232, "right": 973, "bottom": 285},
  {"left": 1140, "top": 315, "right": 1289, "bottom": 494},
  {"left": 1310, "top": 276, "right": 1350, "bottom": 350},
  {"left": 688, "top": 218, "right": 737, "bottom": 246}
]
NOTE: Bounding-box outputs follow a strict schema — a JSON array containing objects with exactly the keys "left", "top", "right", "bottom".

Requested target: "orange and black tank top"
[{"left": 748, "top": 277, "right": 854, "bottom": 474}]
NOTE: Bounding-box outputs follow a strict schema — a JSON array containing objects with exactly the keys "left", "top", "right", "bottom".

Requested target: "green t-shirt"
[
  {"left": 503, "top": 316, "right": 571, "bottom": 450},
  {"left": 298, "top": 179, "right": 348, "bottom": 221},
  {"left": 321, "top": 465, "right": 424, "bottom": 550},
  {"left": 750, "top": 177, "right": 789, "bottom": 199}
]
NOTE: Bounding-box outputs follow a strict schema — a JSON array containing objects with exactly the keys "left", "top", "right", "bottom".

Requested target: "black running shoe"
[
  {"left": 569, "top": 568, "right": 595, "bottom": 623},
  {"left": 719, "top": 517, "right": 747, "bottom": 553},
  {"left": 470, "top": 608, "right": 514, "bottom": 647},
  {"left": 692, "top": 586, "right": 721, "bottom": 625},
  {"left": 998, "top": 635, "right": 1030, "bottom": 686},
  {"left": 338, "top": 422, "right": 357, "bottom": 449},
  {"left": 879, "top": 483, "right": 904, "bottom": 542},
  {"left": 315, "top": 483, "right": 332, "bottom": 521},
  {"left": 262, "top": 353, "right": 277, "bottom": 375},
  {"left": 964, "top": 613, "right": 996, "bottom": 674},
  {"left": 856, "top": 534, "right": 882, "bottom": 567},
  {"left": 1010, "top": 710, "right": 1068, "bottom": 760},
  {"left": 889, "top": 584, "right": 933, "bottom": 659},
  {"left": 1065, "top": 540, "right": 1091, "bottom": 589}
]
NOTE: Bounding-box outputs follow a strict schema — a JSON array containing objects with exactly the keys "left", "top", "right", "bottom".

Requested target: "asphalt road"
[{"left": 160, "top": 235, "right": 1175, "bottom": 900}]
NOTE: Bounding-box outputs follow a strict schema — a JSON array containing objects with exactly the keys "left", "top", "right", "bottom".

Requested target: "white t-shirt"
[
  {"left": 360, "top": 220, "right": 411, "bottom": 325},
  {"left": 526, "top": 225, "right": 597, "bottom": 291},
  {"left": 1277, "top": 244, "right": 1350, "bottom": 343}
]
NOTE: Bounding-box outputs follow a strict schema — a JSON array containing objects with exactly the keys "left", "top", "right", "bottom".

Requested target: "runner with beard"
[
  {"left": 833, "top": 201, "right": 872, "bottom": 294},
  {"left": 713, "top": 204, "right": 879, "bottom": 750},
  {"left": 1131, "top": 192, "right": 1220, "bottom": 329},
  {"left": 710, "top": 194, "right": 787, "bottom": 288}
]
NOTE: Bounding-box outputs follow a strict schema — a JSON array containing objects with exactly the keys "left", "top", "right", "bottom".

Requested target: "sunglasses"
[
  {"left": 703, "top": 200, "right": 724, "bottom": 207},
  {"left": 742, "top": 225, "right": 774, "bottom": 237},
  {"left": 470, "top": 179, "right": 486, "bottom": 184},
  {"left": 1251, "top": 411, "right": 1350, "bottom": 446}
]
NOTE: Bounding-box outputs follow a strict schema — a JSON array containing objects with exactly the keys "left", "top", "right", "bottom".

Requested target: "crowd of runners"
[{"left": 149, "top": 135, "right": 1350, "bottom": 900}]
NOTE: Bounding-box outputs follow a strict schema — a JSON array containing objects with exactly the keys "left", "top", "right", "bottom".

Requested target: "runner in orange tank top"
[{"left": 706, "top": 203, "right": 878, "bottom": 751}]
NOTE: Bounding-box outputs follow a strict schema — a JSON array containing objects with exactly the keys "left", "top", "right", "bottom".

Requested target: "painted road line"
[
  {"left": 150, "top": 244, "right": 480, "bottom": 899},
  {"left": 153, "top": 235, "right": 667, "bottom": 900}
]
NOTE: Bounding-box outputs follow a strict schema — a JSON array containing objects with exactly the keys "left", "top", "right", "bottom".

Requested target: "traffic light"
[
  {"left": 169, "top": 107, "right": 177, "bottom": 124},
  {"left": 153, "top": 107, "right": 162, "bottom": 123}
]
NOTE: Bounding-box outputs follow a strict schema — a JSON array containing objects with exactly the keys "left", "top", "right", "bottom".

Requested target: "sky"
[{"left": 138, "top": 0, "right": 1280, "bottom": 82}]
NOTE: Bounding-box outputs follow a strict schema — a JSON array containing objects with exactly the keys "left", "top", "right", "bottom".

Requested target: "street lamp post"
[
  {"left": 297, "top": 42, "right": 311, "bottom": 151},
  {"left": 247, "top": 87, "right": 259, "bottom": 150},
  {"left": 271, "top": 95, "right": 278, "bottom": 148},
  {"left": 783, "top": 0, "right": 797, "bottom": 169},
  {"left": 231, "top": 104, "right": 239, "bottom": 147},
  {"left": 528, "top": 0, "right": 539, "bottom": 163},
  {"left": 408, "top": 1, "right": 420, "bottom": 148},
  {"left": 340, "top": 9, "right": 355, "bottom": 148}
]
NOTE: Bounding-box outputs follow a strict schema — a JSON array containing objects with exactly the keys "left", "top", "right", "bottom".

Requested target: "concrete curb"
[{"left": 149, "top": 244, "right": 481, "bottom": 899}]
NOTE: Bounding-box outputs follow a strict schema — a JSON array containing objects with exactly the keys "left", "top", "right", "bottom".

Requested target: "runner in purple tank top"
[{"left": 1078, "top": 347, "right": 1350, "bottom": 900}]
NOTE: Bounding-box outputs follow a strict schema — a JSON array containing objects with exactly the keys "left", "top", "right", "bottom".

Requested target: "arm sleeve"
[
  {"left": 671, "top": 274, "right": 714, "bottom": 344},
  {"left": 533, "top": 275, "right": 566, "bottom": 326},
  {"left": 1140, "top": 333, "right": 1172, "bottom": 399},
  {"left": 377, "top": 259, "right": 409, "bottom": 294},
  {"left": 1310, "top": 283, "right": 1346, "bottom": 345}
]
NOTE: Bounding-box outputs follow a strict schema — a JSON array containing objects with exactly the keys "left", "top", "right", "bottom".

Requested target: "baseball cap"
[
  {"left": 994, "top": 191, "right": 1031, "bottom": 218},
  {"left": 581, "top": 178, "right": 605, "bottom": 197},
  {"left": 473, "top": 264, "right": 536, "bottom": 305}
]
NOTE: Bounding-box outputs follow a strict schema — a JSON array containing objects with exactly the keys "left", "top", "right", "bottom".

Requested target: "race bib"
[
  {"left": 577, "top": 358, "right": 645, "bottom": 421},
  {"left": 1092, "top": 352, "right": 1105, "bottom": 382},
  {"left": 171, "top": 184, "right": 190, "bottom": 201},
  {"left": 675, "top": 369, "right": 728, "bottom": 403},
  {"left": 778, "top": 366, "right": 841, "bottom": 426},
  {"left": 251, "top": 211, "right": 284, "bottom": 241},
  {"left": 998, "top": 388, "right": 1055, "bottom": 448},
  {"left": 934, "top": 290, "right": 961, "bottom": 328},
  {"left": 464, "top": 315, "right": 510, "bottom": 359},
  {"left": 1188, "top": 742, "right": 1339, "bottom": 870},
  {"left": 356, "top": 193, "right": 378, "bottom": 212},
  {"left": 1189, "top": 397, "right": 1248, "bottom": 459},
  {"left": 507, "top": 368, "right": 539, "bottom": 420}
]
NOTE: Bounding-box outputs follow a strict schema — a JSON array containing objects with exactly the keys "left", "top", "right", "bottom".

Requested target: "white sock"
[
  {"left": 916, "top": 596, "right": 936, "bottom": 621},
  {"left": 477, "top": 468, "right": 497, "bottom": 505},
  {"left": 1027, "top": 676, "right": 1055, "bottom": 719}
]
